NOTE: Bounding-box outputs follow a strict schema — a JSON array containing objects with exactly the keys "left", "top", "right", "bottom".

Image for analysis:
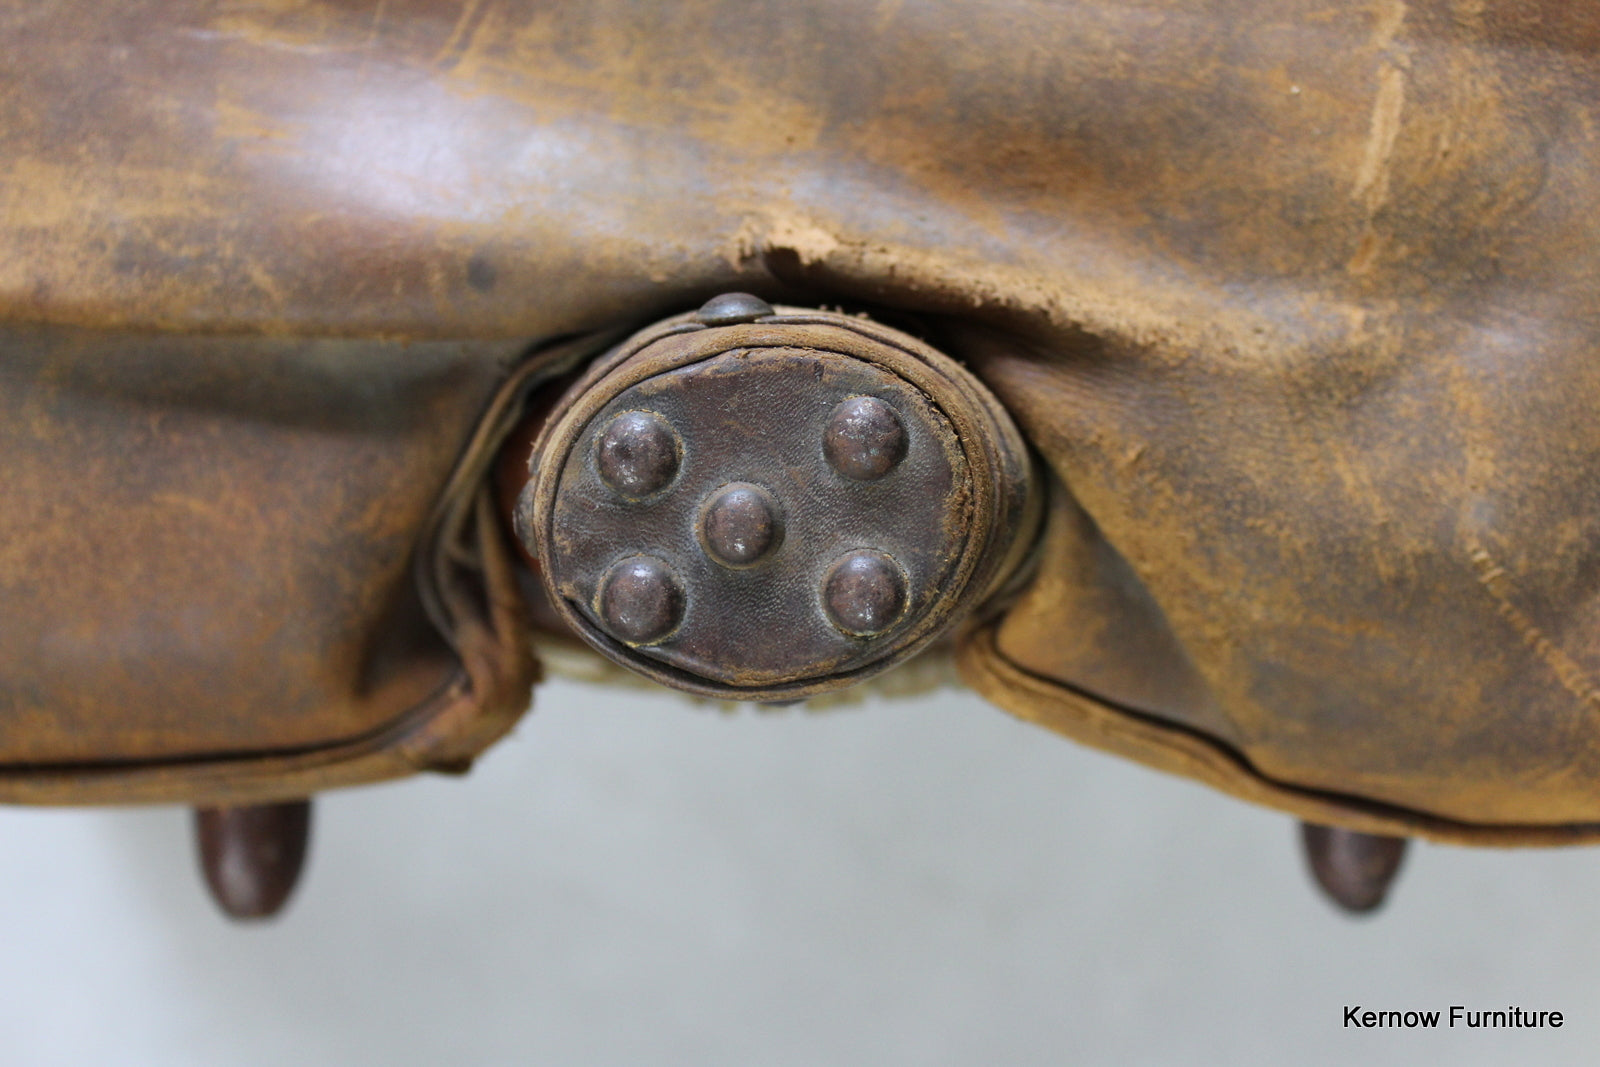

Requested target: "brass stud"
[
  {"left": 597, "top": 555, "right": 684, "bottom": 645},
  {"left": 596, "top": 410, "right": 680, "bottom": 498},
  {"left": 695, "top": 292, "right": 774, "bottom": 326},
  {"left": 700, "top": 482, "right": 782, "bottom": 568},
  {"left": 823, "top": 551, "right": 907, "bottom": 636},
  {"left": 824, "top": 396, "right": 907, "bottom": 481}
]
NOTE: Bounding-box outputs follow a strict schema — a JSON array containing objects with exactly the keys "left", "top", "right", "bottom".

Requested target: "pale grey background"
[{"left": 2, "top": 678, "right": 1594, "bottom": 1066}]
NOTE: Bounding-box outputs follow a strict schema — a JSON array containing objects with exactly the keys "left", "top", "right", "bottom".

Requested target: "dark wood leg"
[
  {"left": 1300, "top": 822, "right": 1408, "bottom": 914},
  {"left": 194, "top": 800, "right": 312, "bottom": 920}
]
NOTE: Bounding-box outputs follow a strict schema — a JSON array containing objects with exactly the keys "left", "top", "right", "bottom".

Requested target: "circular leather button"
[{"left": 518, "top": 298, "right": 1038, "bottom": 701}]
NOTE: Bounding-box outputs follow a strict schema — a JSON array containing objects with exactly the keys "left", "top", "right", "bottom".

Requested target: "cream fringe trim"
[{"left": 529, "top": 633, "right": 961, "bottom": 711}]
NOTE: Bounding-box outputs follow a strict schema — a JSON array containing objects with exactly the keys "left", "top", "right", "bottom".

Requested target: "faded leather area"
[
  {"left": 0, "top": 326, "right": 537, "bottom": 803},
  {"left": 7, "top": 0, "right": 1592, "bottom": 345},
  {"left": 955, "top": 322, "right": 1600, "bottom": 837}
]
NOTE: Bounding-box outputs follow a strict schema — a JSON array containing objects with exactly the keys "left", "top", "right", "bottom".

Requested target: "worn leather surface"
[
  {"left": 3, "top": 0, "right": 1600, "bottom": 839},
  {"left": 0, "top": 325, "right": 554, "bottom": 803},
  {"left": 0, "top": 327, "right": 502, "bottom": 762}
]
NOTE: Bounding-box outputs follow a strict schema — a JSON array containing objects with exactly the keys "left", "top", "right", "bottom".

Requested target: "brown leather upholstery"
[
  {"left": 4, "top": 0, "right": 1599, "bottom": 843},
  {"left": 0, "top": 325, "right": 570, "bottom": 803}
]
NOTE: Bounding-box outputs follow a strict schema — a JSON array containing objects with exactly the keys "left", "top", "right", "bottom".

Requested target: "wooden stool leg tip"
[
  {"left": 194, "top": 799, "right": 312, "bottom": 920},
  {"left": 1300, "top": 821, "right": 1408, "bottom": 915}
]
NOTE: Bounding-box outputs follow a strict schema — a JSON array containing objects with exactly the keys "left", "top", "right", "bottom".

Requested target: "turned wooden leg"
[
  {"left": 194, "top": 800, "right": 312, "bottom": 920},
  {"left": 1299, "top": 822, "right": 1408, "bottom": 914}
]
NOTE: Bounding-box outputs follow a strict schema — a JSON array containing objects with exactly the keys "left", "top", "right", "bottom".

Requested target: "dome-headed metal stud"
[
  {"left": 695, "top": 292, "right": 774, "bottom": 326},
  {"left": 596, "top": 410, "right": 680, "bottom": 498},
  {"left": 823, "top": 550, "right": 907, "bottom": 636},
  {"left": 1300, "top": 822, "right": 1408, "bottom": 914},
  {"left": 700, "top": 482, "right": 782, "bottom": 567},
  {"left": 194, "top": 799, "right": 312, "bottom": 921},
  {"left": 597, "top": 555, "right": 684, "bottom": 644},
  {"left": 824, "top": 396, "right": 908, "bottom": 481}
]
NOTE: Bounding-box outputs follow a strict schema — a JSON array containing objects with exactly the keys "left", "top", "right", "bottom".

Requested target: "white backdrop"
[{"left": 2, "top": 678, "right": 1595, "bottom": 1065}]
